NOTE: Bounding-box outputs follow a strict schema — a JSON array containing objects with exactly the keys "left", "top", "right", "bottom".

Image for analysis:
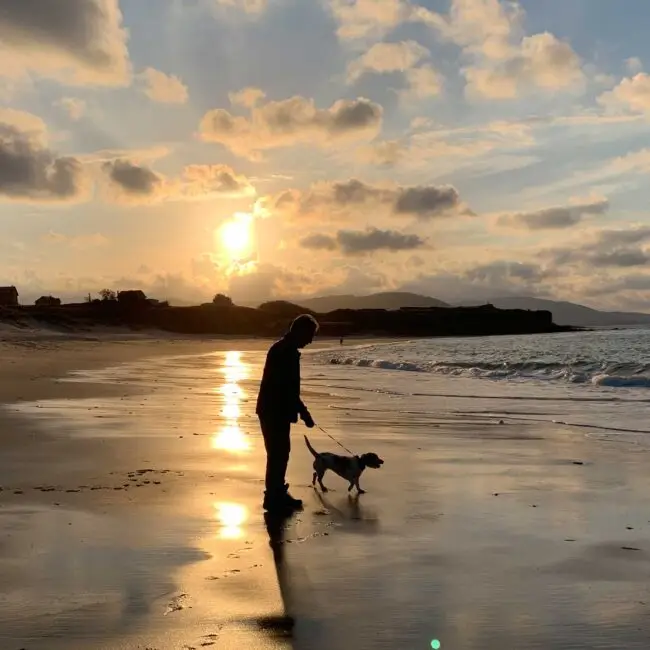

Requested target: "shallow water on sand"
[
  {"left": 2, "top": 345, "right": 650, "bottom": 649},
  {"left": 0, "top": 504, "right": 209, "bottom": 638}
]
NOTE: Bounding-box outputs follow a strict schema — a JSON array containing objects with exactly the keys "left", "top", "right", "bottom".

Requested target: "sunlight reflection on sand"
[
  {"left": 211, "top": 350, "right": 252, "bottom": 455},
  {"left": 214, "top": 501, "right": 249, "bottom": 539}
]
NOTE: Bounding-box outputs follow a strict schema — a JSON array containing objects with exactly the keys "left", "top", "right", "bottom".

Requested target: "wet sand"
[{"left": 1, "top": 338, "right": 650, "bottom": 649}]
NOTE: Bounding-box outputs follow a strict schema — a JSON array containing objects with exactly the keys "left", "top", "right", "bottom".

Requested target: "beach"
[{"left": 1, "top": 333, "right": 650, "bottom": 649}]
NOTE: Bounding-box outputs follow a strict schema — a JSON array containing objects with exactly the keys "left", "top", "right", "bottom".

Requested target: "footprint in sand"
[
  {"left": 224, "top": 569, "right": 241, "bottom": 576},
  {"left": 164, "top": 593, "right": 189, "bottom": 615},
  {"left": 198, "top": 629, "right": 222, "bottom": 646}
]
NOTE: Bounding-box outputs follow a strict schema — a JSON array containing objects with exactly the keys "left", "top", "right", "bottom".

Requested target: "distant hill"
[
  {"left": 293, "top": 292, "right": 450, "bottom": 313},
  {"left": 460, "top": 297, "right": 650, "bottom": 327}
]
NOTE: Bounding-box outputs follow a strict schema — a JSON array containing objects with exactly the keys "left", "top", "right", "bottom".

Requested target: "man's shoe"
[
  {"left": 282, "top": 492, "right": 303, "bottom": 509},
  {"left": 263, "top": 494, "right": 289, "bottom": 512},
  {"left": 263, "top": 491, "right": 302, "bottom": 512},
  {"left": 281, "top": 483, "right": 303, "bottom": 509}
]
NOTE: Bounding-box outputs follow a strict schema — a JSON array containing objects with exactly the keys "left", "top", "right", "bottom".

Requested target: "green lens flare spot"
[{"left": 431, "top": 641, "right": 441, "bottom": 650}]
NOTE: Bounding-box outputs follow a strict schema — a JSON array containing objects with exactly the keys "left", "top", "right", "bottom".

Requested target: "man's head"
[{"left": 288, "top": 314, "right": 319, "bottom": 348}]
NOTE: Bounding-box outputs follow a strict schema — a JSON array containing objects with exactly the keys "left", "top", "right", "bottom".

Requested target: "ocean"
[{"left": 304, "top": 328, "right": 650, "bottom": 443}]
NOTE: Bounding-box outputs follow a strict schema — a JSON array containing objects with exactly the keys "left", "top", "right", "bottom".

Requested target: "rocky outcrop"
[{"left": 1, "top": 300, "right": 573, "bottom": 338}]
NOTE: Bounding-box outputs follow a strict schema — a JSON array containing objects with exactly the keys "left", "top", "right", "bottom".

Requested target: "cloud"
[
  {"left": 0, "top": 0, "right": 131, "bottom": 86},
  {"left": 300, "top": 233, "right": 337, "bottom": 251},
  {"left": 626, "top": 57, "right": 644, "bottom": 74},
  {"left": 402, "top": 65, "right": 444, "bottom": 99},
  {"left": 227, "top": 262, "right": 314, "bottom": 303},
  {"left": 329, "top": 0, "right": 414, "bottom": 42},
  {"left": 42, "top": 231, "right": 109, "bottom": 249},
  {"left": 79, "top": 145, "right": 171, "bottom": 165},
  {"left": 0, "top": 108, "right": 48, "bottom": 144},
  {"left": 585, "top": 274, "right": 650, "bottom": 300},
  {"left": 55, "top": 97, "right": 87, "bottom": 121},
  {"left": 199, "top": 95, "right": 383, "bottom": 159},
  {"left": 346, "top": 40, "right": 429, "bottom": 82},
  {"left": 598, "top": 73, "right": 650, "bottom": 115},
  {"left": 591, "top": 249, "right": 650, "bottom": 268},
  {"left": 103, "top": 159, "right": 162, "bottom": 199},
  {"left": 214, "top": 0, "right": 268, "bottom": 15},
  {"left": 539, "top": 225, "right": 650, "bottom": 269},
  {"left": 139, "top": 68, "right": 189, "bottom": 104},
  {"left": 465, "top": 260, "right": 548, "bottom": 282},
  {"left": 102, "top": 160, "right": 255, "bottom": 203},
  {"left": 180, "top": 164, "right": 255, "bottom": 199},
  {"left": 430, "top": 0, "right": 583, "bottom": 99},
  {"left": 497, "top": 198, "right": 609, "bottom": 230},
  {"left": 358, "top": 118, "right": 536, "bottom": 169},
  {"left": 301, "top": 227, "right": 426, "bottom": 255},
  {"left": 594, "top": 226, "right": 650, "bottom": 248},
  {"left": 524, "top": 147, "right": 650, "bottom": 202},
  {"left": 330, "top": 0, "right": 584, "bottom": 100},
  {"left": 228, "top": 86, "right": 266, "bottom": 108},
  {"left": 546, "top": 245, "right": 650, "bottom": 270},
  {"left": 0, "top": 116, "right": 88, "bottom": 203},
  {"left": 401, "top": 259, "right": 555, "bottom": 304},
  {"left": 357, "top": 140, "right": 405, "bottom": 166},
  {"left": 394, "top": 185, "right": 466, "bottom": 217},
  {"left": 260, "top": 178, "right": 469, "bottom": 222},
  {"left": 463, "top": 32, "right": 584, "bottom": 99},
  {"left": 328, "top": 0, "right": 447, "bottom": 43}
]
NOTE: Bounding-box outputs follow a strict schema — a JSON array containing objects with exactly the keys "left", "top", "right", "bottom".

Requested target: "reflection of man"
[
  {"left": 262, "top": 511, "right": 296, "bottom": 636},
  {"left": 256, "top": 314, "right": 318, "bottom": 511}
]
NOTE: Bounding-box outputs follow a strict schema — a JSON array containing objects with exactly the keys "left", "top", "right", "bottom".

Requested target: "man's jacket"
[{"left": 256, "top": 335, "right": 307, "bottom": 423}]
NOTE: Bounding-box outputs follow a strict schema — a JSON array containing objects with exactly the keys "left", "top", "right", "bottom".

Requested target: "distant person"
[
  {"left": 340, "top": 337, "right": 344, "bottom": 345},
  {"left": 256, "top": 314, "right": 318, "bottom": 511}
]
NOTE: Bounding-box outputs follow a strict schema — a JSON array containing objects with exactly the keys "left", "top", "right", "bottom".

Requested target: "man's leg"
[{"left": 260, "top": 418, "right": 289, "bottom": 500}]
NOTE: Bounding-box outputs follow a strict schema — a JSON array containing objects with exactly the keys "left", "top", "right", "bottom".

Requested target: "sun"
[{"left": 219, "top": 213, "right": 253, "bottom": 259}]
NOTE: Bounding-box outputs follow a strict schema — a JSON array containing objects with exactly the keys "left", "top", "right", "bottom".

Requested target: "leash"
[{"left": 316, "top": 425, "right": 356, "bottom": 456}]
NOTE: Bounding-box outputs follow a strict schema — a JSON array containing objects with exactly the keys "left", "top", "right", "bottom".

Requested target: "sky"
[{"left": 3, "top": 0, "right": 650, "bottom": 309}]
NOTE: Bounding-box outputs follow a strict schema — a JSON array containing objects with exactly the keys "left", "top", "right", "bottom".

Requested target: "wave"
[
  {"left": 592, "top": 374, "right": 650, "bottom": 388},
  {"left": 324, "top": 356, "right": 650, "bottom": 389}
]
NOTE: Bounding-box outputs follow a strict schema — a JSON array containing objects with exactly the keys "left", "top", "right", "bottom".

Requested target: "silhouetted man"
[{"left": 256, "top": 314, "right": 318, "bottom": 511}]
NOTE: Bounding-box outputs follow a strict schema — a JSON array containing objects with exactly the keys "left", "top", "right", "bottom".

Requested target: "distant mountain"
[
  {"left": 293, "top": 292, "right": 450, "bottom": 313},
  {"left": 460, "top": 297, "right": 650, "bottom": 327}
]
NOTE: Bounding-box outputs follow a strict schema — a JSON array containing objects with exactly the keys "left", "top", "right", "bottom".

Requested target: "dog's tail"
[{"left": 304, "top": 435, "right": 320, "bottom": 458}]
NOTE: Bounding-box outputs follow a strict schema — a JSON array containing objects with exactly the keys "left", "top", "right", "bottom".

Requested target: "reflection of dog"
[{"left": 304, "top": 435, "right": 384, "bottom": 494}]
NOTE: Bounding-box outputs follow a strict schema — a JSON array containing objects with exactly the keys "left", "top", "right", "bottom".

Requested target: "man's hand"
[{"left": 302, "top": 411, "right": 315, "bottom": 428}]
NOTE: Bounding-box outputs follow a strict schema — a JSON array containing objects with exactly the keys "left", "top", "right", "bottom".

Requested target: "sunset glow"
[
  {"left": 2, "top": 1, "right": 650, "bottom": 311},
  {"left": 219, "top": 213, "right": 253, "bottom": 260}
]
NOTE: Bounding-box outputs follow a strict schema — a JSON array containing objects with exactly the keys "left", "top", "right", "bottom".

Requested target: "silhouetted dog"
[{"left": 304, "top": 435, "right": 384, "bottom": 494}]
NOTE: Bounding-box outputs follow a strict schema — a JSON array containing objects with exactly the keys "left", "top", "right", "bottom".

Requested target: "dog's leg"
[
  {"left": 312, "top": 471, "right": 317, "bottom": 487},
  {"left": 354, "top": 479, "right": 366, "bottom": 495},
  {"left": 317, "top": 469, "right": 328, "bottom": 493}
]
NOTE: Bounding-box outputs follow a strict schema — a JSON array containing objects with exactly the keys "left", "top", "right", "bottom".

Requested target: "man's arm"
[{"left": 299, "top": 399, "right": 315, "bottom": 427}]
